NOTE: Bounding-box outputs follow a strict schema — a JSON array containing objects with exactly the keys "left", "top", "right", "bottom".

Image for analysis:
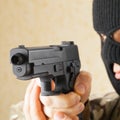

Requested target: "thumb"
[{"left": 74, "top": 71, "right": 92, "bottom": 103}]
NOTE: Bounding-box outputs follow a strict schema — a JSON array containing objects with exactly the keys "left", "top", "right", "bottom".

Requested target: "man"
[{"left": 23, "top": 0, "right": 120, "bottom": 119}]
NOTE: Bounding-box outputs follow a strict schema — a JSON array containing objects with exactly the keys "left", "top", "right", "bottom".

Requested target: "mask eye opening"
[{"left": 109, "top": 28, "right": 120, "bottom": 42}]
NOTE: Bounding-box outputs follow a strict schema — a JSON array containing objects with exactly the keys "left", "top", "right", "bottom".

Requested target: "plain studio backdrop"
[{"left": 0, "top": 0, "right": 114, "bottom": 119}]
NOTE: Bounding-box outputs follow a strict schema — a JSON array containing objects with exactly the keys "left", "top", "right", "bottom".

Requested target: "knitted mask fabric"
[{"left": 93, "top": 0, "right": 120, "bottom": 95}]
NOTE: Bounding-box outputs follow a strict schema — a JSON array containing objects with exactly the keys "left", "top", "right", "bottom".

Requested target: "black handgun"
[{"left": 10, "top": 41, "right": 81, "bottom": 96}]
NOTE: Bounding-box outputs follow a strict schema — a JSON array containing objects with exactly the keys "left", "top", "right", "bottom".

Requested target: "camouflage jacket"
[
  {"left": 10, "top": 92, "right": 120, "bottom": 120},
  {"left": 82, "top": 92, "right": 120, "bottom": 120}
]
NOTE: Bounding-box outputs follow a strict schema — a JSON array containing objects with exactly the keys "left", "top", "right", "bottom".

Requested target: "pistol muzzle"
[{"left": 11, "top": 53, "right": 26, "bottom": 65}]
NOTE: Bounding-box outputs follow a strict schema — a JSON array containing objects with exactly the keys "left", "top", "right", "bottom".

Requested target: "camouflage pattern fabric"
[
  {"left": 10, "top": 92, "right": 120, "bottom": 120},
  {"left": 89, "top": 92, "right": 120, "bottom": 120}
]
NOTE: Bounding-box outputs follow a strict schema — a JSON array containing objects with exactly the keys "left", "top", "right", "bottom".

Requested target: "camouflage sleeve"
[{"left": 89, "top": 92, "right": 120, "bottom": 120}]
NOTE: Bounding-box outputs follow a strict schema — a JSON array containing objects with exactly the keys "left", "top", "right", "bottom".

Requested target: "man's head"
[{"left": 93, "top": 0, "right": 120, "bottom": 95}]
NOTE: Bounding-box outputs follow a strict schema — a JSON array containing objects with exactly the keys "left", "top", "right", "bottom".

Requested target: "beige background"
[{"left": 0, "top": 0, "right": 115, "bottom": 119}]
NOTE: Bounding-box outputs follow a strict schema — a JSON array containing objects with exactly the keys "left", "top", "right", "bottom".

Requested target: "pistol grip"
[
  {"left": 40, "top": 76, "right": 83, "bottom": 120},
  {"left": 40, "top": 76, "right": 60, "bottom": 96}
]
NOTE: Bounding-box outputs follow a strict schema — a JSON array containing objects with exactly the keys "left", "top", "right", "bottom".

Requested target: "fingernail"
[
  {"left": 54, "top": 112, "right": 65, "bottom": 120},
  {"left": 77, "top": 84, "right": 85, "bottom": 94}
]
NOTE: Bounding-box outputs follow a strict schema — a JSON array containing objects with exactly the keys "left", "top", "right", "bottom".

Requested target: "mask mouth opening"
[{"left": 107, "top": 62, "right": 120, "bottom": 95}]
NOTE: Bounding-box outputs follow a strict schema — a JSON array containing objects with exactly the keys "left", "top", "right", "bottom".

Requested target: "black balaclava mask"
[{"left": 93, "top": 0, "right": 120, "bottom": 95}]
